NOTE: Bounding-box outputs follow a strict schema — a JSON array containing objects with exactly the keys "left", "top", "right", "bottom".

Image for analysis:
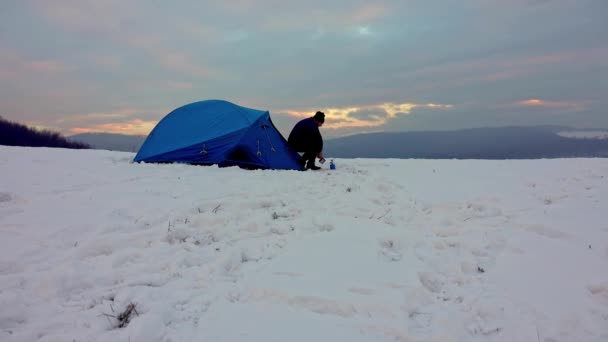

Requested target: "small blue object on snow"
[{"left": 330, "top": 159, "right": 336, "bottom": 170}]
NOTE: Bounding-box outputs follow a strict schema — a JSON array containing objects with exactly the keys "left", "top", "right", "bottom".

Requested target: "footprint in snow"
[
  {"left": 464, "top": 296, "right": 526, "bottom": 339},
  {"left": 540, "top": 194, "right": 568, "bottom": 205},
  {"left": 348, "top": 287, "right": 375, "bottom": 295},
  {"left": 588, "top": 283, "right": 608, "bottom": 305},
  {"left": 521, "top": 224, "right": 569, "bottom": 239},
  {"left": 272, "top": 271, "right": 303, "bottom": 278},
  {"left": 379, "top": 237, "right": 403, "bottom": 261},
  {"left": 401, "top": 287, "right": 437, "bottom": 334},
  {"left": 417, "top": 272, "right": 445, "bottom": 294},
  {"left": 408, "top": 311, "right": 434, "bottom": 331}
]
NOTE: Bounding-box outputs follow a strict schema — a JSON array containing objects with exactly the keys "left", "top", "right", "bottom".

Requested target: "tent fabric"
[{"left": 134, "top": 100, "right": 304, "bottom": 170}]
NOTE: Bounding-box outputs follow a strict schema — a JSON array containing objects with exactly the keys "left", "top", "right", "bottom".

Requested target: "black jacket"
[{"left": 287, "top": 117, "right": 323, "bottom": 153}]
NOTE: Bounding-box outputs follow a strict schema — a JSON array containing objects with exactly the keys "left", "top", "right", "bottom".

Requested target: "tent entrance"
[{"left": 222, "top": 146, "right": 264, "bottom": 170}]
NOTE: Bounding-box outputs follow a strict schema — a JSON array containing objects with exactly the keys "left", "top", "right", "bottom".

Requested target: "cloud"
[
  {"left": 283, "top": 102, "right": 453, "bottom": 133},
  {"left": 387, "top": 47, "right": 608, "bottom": 102},
  {"left": 59, "top": 108, "right": 141, "bottom": 121},
  {"left": 347, "top": 108, "right": 389, "bottom": 121},
  {"left": 0, "top": 48, "right": 73, "bottom": 80},
  {"left": 231, "top": 3, "right": 390, "bottom": 32},
  {"left": 122, "top": 34, "right": 226, "bottom": 80},
  {"left": 476, "top": 0, "right": 560, "bottom": 10},
  {"left": 176, "top": 21, "right": 223, "bottom": 43},
  {"left": 70, "top": 118, "right": 156, "bottom": 135},
  {"left": 91, "top": 55, "right": 122, "bottom": 69},
  {"left": 356, "top": 26, "right": 372, "bottom": 36},
  {"left": 53, "top": 108, "right": 160, "bottom": 135},
  {"left": 225, "top": 30, "right": 251, "bottom": 43},
  {"left": 348, "top": 4, "right": 388, "bottom": 22},
  {"left": 166, "top": 81, "right": 194, "bottom": 91},
  {"left": 29, "top": 0, "right": 135, "bottom": 37},
  {"left": 517, "top": 99, "right": 545, "bottom": 106},
  {"left": 159, "top": 52, "right": 215, "bottom": 78},
  {"left": 410, "top": 49, "right": 606, "bottom": 82},
  {"left": 31, "top": 1, "right": 224, "bottom": 80},
  {"left": 513, "top": 99, "right": 585, "bottom": 112},
  {"left": 25, "top": 60, "right": 72, "bottom": 73},
  {"left": 5, "top": 0, "right": 607, "bottom": 135}
]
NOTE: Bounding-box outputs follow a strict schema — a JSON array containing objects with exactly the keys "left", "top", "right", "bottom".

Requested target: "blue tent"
[{"left": 134, "top": 100, "right": 303, "bottom": 170}]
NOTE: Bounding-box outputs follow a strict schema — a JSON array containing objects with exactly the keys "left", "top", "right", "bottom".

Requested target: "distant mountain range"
[
  {"left": 68, "top": 133, "right": 146, "bottom": 153},
  {"left": 69, "top": 126, "right": 608, "bottom": 159},
  {"left": 325, "top": 126, "right": 608, "bottom": 159}
]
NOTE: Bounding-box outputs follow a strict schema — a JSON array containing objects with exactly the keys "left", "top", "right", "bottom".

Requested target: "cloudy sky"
[{"left": 1, "top": 0, "right": 606, "bottom": 138}]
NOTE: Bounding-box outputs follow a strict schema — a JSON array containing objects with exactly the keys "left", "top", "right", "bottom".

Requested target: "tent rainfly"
[{"left": 134, "top": 100, "right": 304, "bottom": 170}]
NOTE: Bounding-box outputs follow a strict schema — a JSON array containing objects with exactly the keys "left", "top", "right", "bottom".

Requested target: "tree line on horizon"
[{"left": 0, "top": 116, "right": 90, "bottom": 149}]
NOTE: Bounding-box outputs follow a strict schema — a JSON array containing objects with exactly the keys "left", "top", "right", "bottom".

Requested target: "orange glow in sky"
[
  {"left": 518, "top": 99, "right": 545, "bottom": 106},
  {"left": 286, "top": 102, "right": 453, "bottom": 130},
  {"left": 70, "top": 119, "right": 155, "bottom": 136}
]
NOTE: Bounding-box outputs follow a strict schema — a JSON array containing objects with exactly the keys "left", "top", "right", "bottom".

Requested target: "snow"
[
  {"left": 1, "top": 145, "right": 608, "bottom": 342},
  {"left": 557, "top": 131, "right": 608, "bottom": 140}
]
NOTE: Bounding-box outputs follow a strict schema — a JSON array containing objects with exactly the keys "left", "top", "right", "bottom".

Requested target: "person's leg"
[
  {"left": 307, "top": 162, "right": 320, "bottom": 170},
  {"left": 301, "top": 151, "right": 316, "bottom": 169},
  {"left": 304, "top": 151, "right": 322, "bottom": 170}
]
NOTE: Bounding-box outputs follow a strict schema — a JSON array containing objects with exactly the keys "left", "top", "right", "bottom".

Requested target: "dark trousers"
[{"left": 300, "top": 151, "right": 317, "bottom": 167}]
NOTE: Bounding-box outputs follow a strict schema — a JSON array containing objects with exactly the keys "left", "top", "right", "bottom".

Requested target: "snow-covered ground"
[
  {"left": 557, "top": 131, "right": 608, "bottom": 140},
  {"left": 1, "top": 146, "right": 608, "bottom": 342}
]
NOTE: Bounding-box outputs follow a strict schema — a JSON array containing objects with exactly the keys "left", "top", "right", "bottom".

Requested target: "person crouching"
[{"left": 288, "top": 111, "right": 325, "bottom": 170}]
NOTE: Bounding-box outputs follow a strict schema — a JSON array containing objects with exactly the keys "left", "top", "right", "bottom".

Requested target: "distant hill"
[
  {"left": 324, "top": 126, "right": 608, "bottom": 159},
  {"left": 66, "top": 126, "right": 608, "bottom": 159},
  {"left": 68, "top": 133, "right": 146, "bottom": 152},
  {"left": 0, "top": 116, "right": 89, "bottom": 149}
]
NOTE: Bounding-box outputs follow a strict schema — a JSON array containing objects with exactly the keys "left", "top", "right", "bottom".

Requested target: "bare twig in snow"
[
  {"left": 117, "top": 303, "right": 139, "bottom": 328},
  {"left": 101, "top": 313, "right": 115, "bottom": 326},
  {"left": 212, "top": 204, "right": 222, "bottom": 213},
  {"left": 377, "top": 209, "right": 392, "bottom": 220}
]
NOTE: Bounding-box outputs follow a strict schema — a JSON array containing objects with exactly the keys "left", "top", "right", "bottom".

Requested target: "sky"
[
  {"left": 2, "top": 145, "right": 608, "bottom": 341},
  {"left": 1, "top": 0, "right": 607, "bottom": 138}
]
